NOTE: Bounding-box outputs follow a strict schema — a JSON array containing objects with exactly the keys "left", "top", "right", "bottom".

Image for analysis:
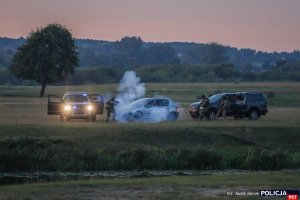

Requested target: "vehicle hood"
[
  {"left": 64, "top": 102, "right": 90, "bottom": 106},
  {"left": 189, "top": 101, "right": 201, "bottom": 108}
]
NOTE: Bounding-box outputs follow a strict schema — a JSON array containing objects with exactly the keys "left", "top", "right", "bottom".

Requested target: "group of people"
[{"left": 198, "top": 94, "right": 229, "bottom": 120}]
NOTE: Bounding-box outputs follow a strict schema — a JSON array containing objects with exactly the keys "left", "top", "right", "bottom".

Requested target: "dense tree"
[
  {"left": 2, "top": 36, "right": 300, "bottom": 71},
  {"left": 116, "top": 36, "right": 143, "bottom": 55},
  {"left": 114, "top": 36, "right": 144, "bottom": 66},
  {"left": 9, "top": 23, "right": 79, "bottom": 97},
  {"left": 143, "top": 44, "right": 178, "bottom": 64},
  {"left": 204, "top": 43, "right": 227, "bottom": 64},
  {"left": 240, "top": 62, "right": 253, "bottom": 72},
  {"left": 239, "top": 48, "right": 256, "bottom": 62},
  {"left": 262, "top": 61, "right": 272, "bottom": 70},
  {"left": 181, "top": 45, "right": 205, "bottom": 64},
  {"left": 276, "top": 58, "right": 287, "bottom": 67},
  {"left": 214, "top": 64, "right": 236, "bottom": 79}
]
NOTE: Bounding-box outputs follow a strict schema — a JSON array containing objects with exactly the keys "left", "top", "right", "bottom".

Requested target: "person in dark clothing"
[
  {"left": 105, "top": 97, "right": 117, "bottom": 121},
  {"left": 217, "top": 96, "right": 228, "bottom": 119},
  {"left": 199, "top": 94, "right": 209, "bottom": 120}
]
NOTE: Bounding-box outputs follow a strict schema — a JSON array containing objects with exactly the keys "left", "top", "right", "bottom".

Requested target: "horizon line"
[{"left": 1, "top": 35, "right": 299, "bottom": 54}]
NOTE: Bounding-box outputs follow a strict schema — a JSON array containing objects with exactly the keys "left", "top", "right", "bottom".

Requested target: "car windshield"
[
  {"left": 64, "top": 95, "right": 88, "bottom": 102},
  {"left": 130, "top": 98, "right": 149, "bottom": 106},
  {"left": 209, "top": 94, "right": 221, "bottom": 103}
]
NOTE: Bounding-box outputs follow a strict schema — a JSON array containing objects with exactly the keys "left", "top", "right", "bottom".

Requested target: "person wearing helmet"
[
  {"left": 105, "top": 97, "right": 117, "bottom": 121},
  {"left": 217, "top": 95, "right": 228, "bottom": 119},
  {"left": 198, "top": 94, "right": 209, "bottom": 120}
]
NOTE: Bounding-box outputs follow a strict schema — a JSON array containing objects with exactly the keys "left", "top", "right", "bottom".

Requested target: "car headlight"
[
  {"left": 64, "top": 105, "right": 71, "bottom": 111},
  {"left": 87, "top": 105, "right": 93, "bottom": 111}
]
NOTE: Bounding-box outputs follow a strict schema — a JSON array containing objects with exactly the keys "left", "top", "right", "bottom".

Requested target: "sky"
[{"left": 0, "top": 0, "right": 299, "bottom": 52}]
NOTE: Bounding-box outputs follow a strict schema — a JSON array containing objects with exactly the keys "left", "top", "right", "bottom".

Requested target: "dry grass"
[
  {"left": 0, "top": 95, "right": 299, "bottom": 126},
  {"left": 0, "top": 83, "right": 299, "bottom": 199},
  {"left": 0, "top": 172, "right": 299, "bottom": 200}
]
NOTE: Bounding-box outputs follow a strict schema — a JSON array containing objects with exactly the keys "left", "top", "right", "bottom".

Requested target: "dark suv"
[
  {"left": 189, "top": 92, "right": 268, "bottom": 120},
  {"left": 48, "top": 92, "right": 104, "bottom": 122}
]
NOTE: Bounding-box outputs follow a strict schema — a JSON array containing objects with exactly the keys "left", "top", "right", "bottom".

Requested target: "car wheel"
[
  {"left": 248, "top": 109, "right": 259, "bottom": 120},
  {"left": 134, "top": 111, "right": 143, "bottom": 121},
  {"left": 61, "top": 114, "right": 70, "bottom": 122},
  {"left": 190, "top": 114, "right": 199, "bottom": 120},
  {"left": 86, "top": 114, "right": 96, "bottom": 122},
  {"left": 192, "top": 116, "right": 198, "bottom": 120},
  {"left": 167, "top": 112, "right": 178, "bottom": 121},
  {"left": 91, "top": 114, "right": 96, "bottom": 122},
  {"left": 207, "top": 110, "right": 217, "bottom": 120},
  {"left": 234, "top": 116, "right": 243, "bottom": 120}
]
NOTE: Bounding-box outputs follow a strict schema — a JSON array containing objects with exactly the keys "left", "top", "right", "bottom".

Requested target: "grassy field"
[
  {"left": 1, "top": 82, "right": 300, "bottom": 106},
  {"left": 0, "top": 82, "right": 299, "bottom": 199},
  {"left": 0, "top": 172, "right": 299, "bottom": 200}
]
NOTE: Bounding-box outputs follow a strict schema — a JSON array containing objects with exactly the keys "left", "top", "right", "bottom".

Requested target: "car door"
[
  {"left": 158, "top": 99, "right": 170, "bottom": 118},
  {"left": 143, "top": 99, "right": 157, "bottom": 117},
  {"left": 234, "top": 94, "right": 247, "bottom": 115},
  {"left": 157, "top": 99, "right": 169, "bottom": 110},
  {"left": 225, "top": 94, "right": 235, "bottom": 115},
  {"left": 48, "top": 94, "right": 62, "bottom": 115},
  {"left": 88, "top": 94, "right": 104, "bottom": 114}
]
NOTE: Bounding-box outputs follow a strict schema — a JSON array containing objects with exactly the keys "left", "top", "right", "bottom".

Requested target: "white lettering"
[{"left": 260, "top": 190, "right": 287, "bottom": 196}]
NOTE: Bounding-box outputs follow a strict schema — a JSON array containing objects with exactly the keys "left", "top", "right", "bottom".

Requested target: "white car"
[{"left": 117, "top": 97, "right": 179, "bottom": 122}]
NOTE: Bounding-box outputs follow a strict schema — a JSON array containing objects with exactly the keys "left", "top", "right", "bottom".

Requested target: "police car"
[{"left": 48, "top": 92, "right": 104, "bottom": 122}]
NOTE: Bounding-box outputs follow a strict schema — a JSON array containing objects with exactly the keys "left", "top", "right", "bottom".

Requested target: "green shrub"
[{"left": 0, "top": 139, "right": 299, "bottom": 171}]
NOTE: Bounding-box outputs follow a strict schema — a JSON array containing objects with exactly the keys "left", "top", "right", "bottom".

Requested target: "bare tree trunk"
[{"left": 40, "top": 81, "right": 47, "bottom": 97}]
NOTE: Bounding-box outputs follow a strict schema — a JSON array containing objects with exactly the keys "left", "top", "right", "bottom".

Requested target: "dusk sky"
[{"left": 0, "top": 0, "right": 299, "bottom": 52}]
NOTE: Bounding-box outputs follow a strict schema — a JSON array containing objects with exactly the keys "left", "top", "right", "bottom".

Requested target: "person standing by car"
[
  {"left": 105, "top": 97, "right": 117, "bottom": 122},
  {"left": 198, "top": 94, "right": 209, "bottom": 120},
  {"left": 217, "top": 96, "right": 228, "bottom": 119}
]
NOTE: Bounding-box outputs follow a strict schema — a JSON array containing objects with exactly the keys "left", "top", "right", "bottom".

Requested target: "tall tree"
[
  {"left": 144, "top": 44, "right": 178, "bottom": 64},
  {"left": 204, "top": 42, "right": 227, "bottom": 64},
  {"left": 116, "top": 36, "right": 143, "bottom": 55},
  {"left": 10, "top": 23, "right": 79, "bottom": 97}
]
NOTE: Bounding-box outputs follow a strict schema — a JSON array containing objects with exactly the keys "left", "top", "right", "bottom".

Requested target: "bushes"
[
  {"left": 1, "top": 138, "right": 299, "bottom": 172},
  {"left": 1, "top": 62, "right": 300, "bottom": 85}
]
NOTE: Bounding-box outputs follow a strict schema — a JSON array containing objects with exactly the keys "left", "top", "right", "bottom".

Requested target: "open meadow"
[
  {"left": 0, "top": 82, "right": 299, "bottom": 199},
  {"left": 0, "top": 172, "right": 300, "bottom": 200}
]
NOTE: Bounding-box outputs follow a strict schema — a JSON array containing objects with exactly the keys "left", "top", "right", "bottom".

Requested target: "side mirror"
[{"left": 145, "top": 104, "right": 151, "bottom": 108}]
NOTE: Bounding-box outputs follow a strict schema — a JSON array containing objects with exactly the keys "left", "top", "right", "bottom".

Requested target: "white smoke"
[
  {"left": 148, "top": 107, "right": 169, "bottom": 123},
  {"left": 116, "top": 71, "right": 145, "bottom": 108},
  {"left": 114, "top": 70, "right": 179, "bottom": 123}
]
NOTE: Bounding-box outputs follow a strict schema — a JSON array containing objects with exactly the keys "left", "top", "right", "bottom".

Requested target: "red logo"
[{"left": 287, "top": 194, "right": 298, "bottom": 200}]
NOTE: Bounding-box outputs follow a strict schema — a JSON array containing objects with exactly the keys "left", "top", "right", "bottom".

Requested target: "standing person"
[
  {"left": 105, "top": 97, "right": 117, "bottom": 122},
  {"left": 217, "top": 96, "right": 228, "bottom": 119},
  {"left": 198, "top": 94, "right": 209, "bottom": 120}
]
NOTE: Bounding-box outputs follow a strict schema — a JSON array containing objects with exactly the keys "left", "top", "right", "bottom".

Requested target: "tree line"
[
  {"left": 2, "top": 61, "right": 299, "bottom": 86},
  {"left": 1, "top": 23, "right": 300, "bottom": 97},
  {"left": 1, "top": 36, "right": 300, "bottom": 70}
]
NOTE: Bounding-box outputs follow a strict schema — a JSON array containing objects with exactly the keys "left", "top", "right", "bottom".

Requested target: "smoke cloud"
[
  {"left": 115, "top": 70, "right": 179, "bottom": 123},
  {"left": 116, "top": 71, "right": 145, "bottom": 108}
]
